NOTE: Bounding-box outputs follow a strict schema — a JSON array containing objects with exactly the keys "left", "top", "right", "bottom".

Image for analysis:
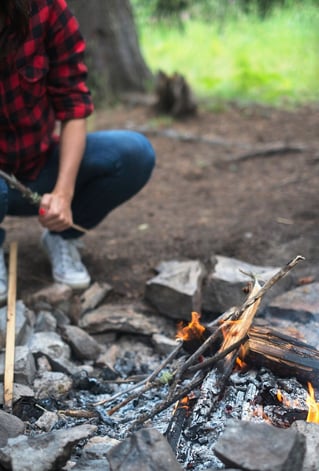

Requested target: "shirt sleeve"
[{"left": 45, "top": 0, "right": 94, "bottom": 121}]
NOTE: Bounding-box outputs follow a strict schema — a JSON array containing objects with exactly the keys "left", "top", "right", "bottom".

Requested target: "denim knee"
[
  {"left": 134, "top": 132, "right": 156, "bottom": 182},
  {"left": 83, "top": 130, "right": 156, "bottom": 193}
]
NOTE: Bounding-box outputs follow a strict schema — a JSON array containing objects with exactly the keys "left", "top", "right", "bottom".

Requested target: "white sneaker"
[
  {"left": 0, "top": 248, "right": 7, "bottom": 303},
  {"left": 41, "top": 230, "right": 91, "bottom": 289}
]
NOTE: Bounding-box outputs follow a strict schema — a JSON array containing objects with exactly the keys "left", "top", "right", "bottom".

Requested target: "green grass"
[{"left": 136, "top": 2, "right": 319, "bottom": 106}]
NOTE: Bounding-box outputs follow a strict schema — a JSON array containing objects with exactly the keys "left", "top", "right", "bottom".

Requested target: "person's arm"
[
  {"left": 38, "top": 118, "right": 86, "bottom": 232},
  {"left": 38, "top": 0, "right": 94, "bottom": 232}
]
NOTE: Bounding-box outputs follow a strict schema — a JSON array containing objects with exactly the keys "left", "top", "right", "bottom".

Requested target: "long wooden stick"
[
  {"left": 0, "top": 170, "right": 88, "bottom": 234},
  {"left": 4, "top": 242, "right": 18, "bottom": 412}
]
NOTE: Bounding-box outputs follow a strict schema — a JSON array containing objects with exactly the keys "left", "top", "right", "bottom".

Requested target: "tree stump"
[{"left": 154, "top": 70, "right": 197, "bottom": 118}]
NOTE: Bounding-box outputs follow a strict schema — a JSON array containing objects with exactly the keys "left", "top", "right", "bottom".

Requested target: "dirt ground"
[{"left": 4, "top": 101, "right": 319, "bottom": 303}]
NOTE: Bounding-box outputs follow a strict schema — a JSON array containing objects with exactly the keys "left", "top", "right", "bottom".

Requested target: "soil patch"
[{"left": 5, "top": 102, "right": 319, "bottom": 304}]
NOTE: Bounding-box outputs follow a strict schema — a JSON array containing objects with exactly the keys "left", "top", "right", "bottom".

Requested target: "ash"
[{"left": 36, "top": 348, "right": 309, "bottom": 471}]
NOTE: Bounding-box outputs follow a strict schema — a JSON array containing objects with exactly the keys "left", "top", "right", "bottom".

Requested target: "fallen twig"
[
  {"left": 58, "top": 409, "right": 98, "bottom": 419},
  {"left": 126, "top": 125, "right": 247, "bottom": 148},
  {"left": 225, "top": 142, "right": 307, "bottom": 163},
  {"left": 128, "top": 126, "right": 311, "bottom": 160}
]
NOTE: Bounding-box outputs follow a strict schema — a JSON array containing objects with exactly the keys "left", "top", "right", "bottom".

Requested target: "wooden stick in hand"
[{"left": 0, "top": 170, "right": 88, "bottom": 234}]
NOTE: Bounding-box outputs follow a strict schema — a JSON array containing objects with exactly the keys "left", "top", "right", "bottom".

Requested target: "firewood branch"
[{"left": 0, "top": 170, "right": 88, "bottom": 233}]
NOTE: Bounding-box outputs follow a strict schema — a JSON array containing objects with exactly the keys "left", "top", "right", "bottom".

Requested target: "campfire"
[
  {"left": 1, "top": 254, "right": 319, "bottom": 470},
  {"left": 85, "top": 255, "right": 319, "bottom": 468},
  {"left": 176, "top": 310, "right": 319, "bottom": 426}
]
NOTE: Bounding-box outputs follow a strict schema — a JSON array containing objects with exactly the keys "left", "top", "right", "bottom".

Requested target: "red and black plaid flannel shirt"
[{"left": 0, "top": 0, "right": 94, "bottom": 180}]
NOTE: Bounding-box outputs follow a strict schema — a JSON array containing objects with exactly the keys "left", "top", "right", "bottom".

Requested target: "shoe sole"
[{"left": 53, "top": 273, "right": 91, "bottom": 290}]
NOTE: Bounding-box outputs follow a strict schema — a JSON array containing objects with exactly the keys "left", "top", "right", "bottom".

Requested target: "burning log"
[
  {"left": 215, "top": 275, "right": 262, "bottom": 378},
  {"left": 242, "top": 325, "right": 319, "bottom": 387},
  {"left": 165, "top": 395, "right": 196, "bottom": 453}
]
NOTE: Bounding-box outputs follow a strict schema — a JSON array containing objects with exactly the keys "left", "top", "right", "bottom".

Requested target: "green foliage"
[
  {"left": 132, "top": 0, "right": 319, "bottom": 105},
  {"left": 159, "top": 370, "right": 173, "bottom": 384}
]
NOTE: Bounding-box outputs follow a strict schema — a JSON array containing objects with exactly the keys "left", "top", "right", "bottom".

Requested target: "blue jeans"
[{"left": 0, "top": 130, "right": 155, "bottom": 245}]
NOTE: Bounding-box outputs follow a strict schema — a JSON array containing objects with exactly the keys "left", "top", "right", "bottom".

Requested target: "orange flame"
[
  {"left": 235, "top": 343, "right": 249, "bottom": 369},
  {"left": 306, "top": 382, "right": 319, "bottom": 423},
  {"left": 176, "top": 312, "right": 206, "bottom": 341},
  {"left": 235, "top": 357, "right": 246, "bottom": 369},
  {"left": 276, "top": 384, "right": 319, "bottom": 422},
  {"left": 179, "top": 396, "right": 190, "bottom": 410},
  {"left": 173, "top": 395, "right": 191, "bottom": 416},
  {"left": 276, "top": 389, "right": 299, "bottom": 409}
]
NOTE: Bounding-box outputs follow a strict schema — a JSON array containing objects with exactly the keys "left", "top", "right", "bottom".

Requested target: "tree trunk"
[{"left": 67, "top": 0, "right": 153, "bottom": 104}]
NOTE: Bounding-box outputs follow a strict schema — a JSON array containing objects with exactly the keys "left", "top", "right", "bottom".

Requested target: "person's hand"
[{"left": 38, "top": 193, "right": 73, "bottom": 232}]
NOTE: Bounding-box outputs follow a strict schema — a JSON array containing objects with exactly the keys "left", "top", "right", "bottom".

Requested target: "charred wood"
[
  {"left": 164, "top": 395, "right": 196, "bottom": 453},
  {"left": 243, "top": 325, "right": 319, "bottom": 387}
]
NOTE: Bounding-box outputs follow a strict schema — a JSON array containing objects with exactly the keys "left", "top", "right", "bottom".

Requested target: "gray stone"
[
  {"left": 81, "top": 436, "right": 120, "bottom": 460},
  {"left": 0, "top": 410, "right": 25, "bottom": 448},
  {"left": 145, "top": 259, "right": 206, "bottom": 320},
  {"left": 0, "top": 346, "right": 36, "bottom": 385},
  {"left": 267, "top": 282, "right": 319, "bottom": 322},
  {"left": 63, "top": 325, "right": 101, "bottom": 360},
  {"left": 51, "top": 307, "right": 71, "bottom": 326},
  {"left": 28, "top": 331, "right": 79, "bottom": 374},
  {"left": 28, "top": 283, "right": 73, "bottom": 308},
  {"left": 34, "top": 411, "right": 59, "bottom": 432},
  {"left": 152, "top": 333, "right": 180, "bottom": 355},
  {"left": 91, "top": 332, "right": 117, "bottom": 347},
  {"left": 0, "top": 301, "right": 30, "bottom": 349},
  {"left": 0, "top": 383, "right": 34, "bottom": 406},
  {"left": 291, "top": 420, "right": 319, "bottom": 471},
  {"left": 202, "top": 255, "right": 291, "bottom": 314},
  {"left": 214, "top": 419, "right": 306, "bottom": 471},
  {"left": 62, "top": 325, "right": 101, "bottom": 361},
  {"left": 29, "top": 331, "right": 71, "bottom": 361},
  {"left": 72, "top": 459, "right": 109, "bottom": 471},
  {"left": 0, "top": 424, "right": 96, "bottom": 471},
  {"left": 107, "top": 428, "right": 183, "bottom": 471},
  {"left": 79, "top": 303, "right": 164, "bottom": 335},
  {"left": 34, "top": 311, "right": 57, "bottom": 333},
  {"left": 33, "top": 371, "right": 73, "bottom": 400},
  {"left": 80, "top": 282, "right": 112, "bottom": 315}
]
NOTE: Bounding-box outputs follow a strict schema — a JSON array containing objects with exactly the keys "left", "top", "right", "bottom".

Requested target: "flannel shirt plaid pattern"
[{"left": 0, "top": 0, "right": 94, "bottom": 180}]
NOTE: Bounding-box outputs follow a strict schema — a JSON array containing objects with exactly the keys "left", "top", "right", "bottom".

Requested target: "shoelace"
[{"left": 54, "top": 238, "right": 84, "bottom": 272}]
